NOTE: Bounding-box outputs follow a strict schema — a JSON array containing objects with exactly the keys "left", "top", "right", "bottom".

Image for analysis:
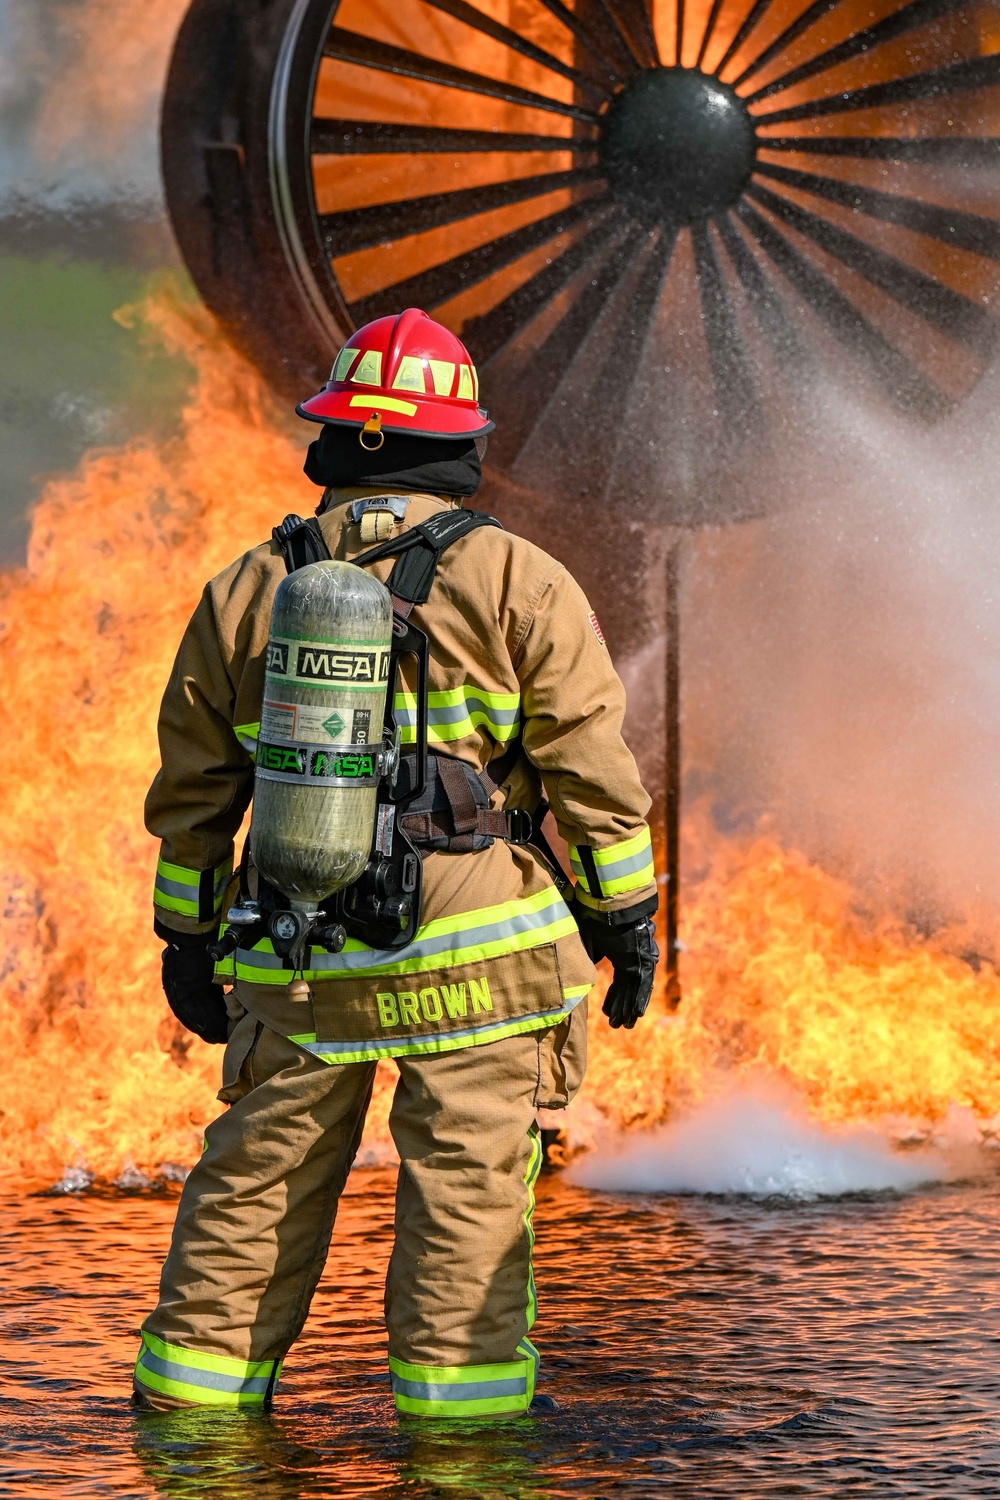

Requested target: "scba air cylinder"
[{"left": 250, "top": 560, "right": 393, "bottom": 904}]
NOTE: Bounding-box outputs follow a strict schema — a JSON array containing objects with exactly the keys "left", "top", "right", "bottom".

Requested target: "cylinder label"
[
  {"left": 261, "top": 699, "right": 378, "bottom": 746},
  {"left": 266, "top": 635, "right": 391, "bottom": 688},
  {"left": 255, "top": 739, "right": 380, "bottom": 787}
]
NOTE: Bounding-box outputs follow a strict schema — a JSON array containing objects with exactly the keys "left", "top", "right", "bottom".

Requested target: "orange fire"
[
  {"left": 597, "top": 800, "right": 1000, "bottom": 1142},
  {"left": 2, "top": 285, "right": 999, "bottom": 1189}
]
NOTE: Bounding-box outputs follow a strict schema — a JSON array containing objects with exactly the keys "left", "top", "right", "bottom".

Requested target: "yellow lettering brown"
[
  {"left": 470, "top": 977, "right": 493, "bottom": 1014},
  {"left": 441, "top": 982, "right": 467, "bottom": 1018},
  {"left": 398, "top": 991, "right": 420, "bottom": 1025},
  {"left": 376, "top": 992, "right": 398, "bottom": 1028},
  {"left": 420, "top": 987, "right": 443, "bottom": 1022},
  {"left": 374, "top": 976, "right": 492, "bottom": 1029}
]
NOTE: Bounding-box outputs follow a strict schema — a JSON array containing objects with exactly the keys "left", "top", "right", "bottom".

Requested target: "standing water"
[{"left": 4, "top": 1158, "right": 1000, "bottom": 1498}]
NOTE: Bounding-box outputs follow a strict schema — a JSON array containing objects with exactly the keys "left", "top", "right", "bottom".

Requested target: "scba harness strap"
[
  {"left": 272, "top": 507, "right": 502, "bottom": 615},
  {"left": 353, "top": 506, "right": 503, "bottom": 611},
  {"left": 270, "top": 508, "right": 527, "bottom": 854}
]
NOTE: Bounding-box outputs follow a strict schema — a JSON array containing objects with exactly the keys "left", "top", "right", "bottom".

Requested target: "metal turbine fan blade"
[
  {"left": 158, "top": 0, "right": 1000, "bottom": 1008},
  {"left": 162, "top": 0, "right": 1000, "bottom": 529}
]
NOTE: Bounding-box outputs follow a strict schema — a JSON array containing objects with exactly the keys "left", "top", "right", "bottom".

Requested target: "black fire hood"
[{"left": 304, "top": 424, "right": 485, "bottom": 499}]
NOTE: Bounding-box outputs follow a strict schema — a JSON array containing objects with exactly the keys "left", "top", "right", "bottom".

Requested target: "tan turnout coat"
[{"left": 147, "top": 488, "right": 656, "bottom": 1069}]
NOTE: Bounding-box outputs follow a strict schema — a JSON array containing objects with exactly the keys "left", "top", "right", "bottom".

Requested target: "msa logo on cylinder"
[
  {"left": 311, "top": 750, "right": 375, "bottom": 779},
  {"left": 266, "top": 642, "right": 289, "bottom": 673},
  {"left": 257, "top": 742, "right": 375, "bottom": 779},
  {"left": 258, "top": 744, "right": 306, "bottom": 775},
  {"left": 295, "top": 645, "right": 390, "bottom": 684}
]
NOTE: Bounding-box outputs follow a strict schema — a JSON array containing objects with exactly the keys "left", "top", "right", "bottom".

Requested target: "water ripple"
[{"left": 2, "top": 1166, "right": 1000, "bottom": 1496}]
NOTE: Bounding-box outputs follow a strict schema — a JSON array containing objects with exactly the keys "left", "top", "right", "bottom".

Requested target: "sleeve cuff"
[
  {"left": 569, "top": 827, "right": 655, "bottom": 900},
  {"left": 574, "top": 890, "right": 658, "bottom": 926},
  {"left": 153, "top": 854, "right": 233, "bottom": 931}
]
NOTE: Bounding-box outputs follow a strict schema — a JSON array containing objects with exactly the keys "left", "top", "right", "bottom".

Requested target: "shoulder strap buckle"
[{"left": 272, "top": 515, "right": 332, "bottom": 574}]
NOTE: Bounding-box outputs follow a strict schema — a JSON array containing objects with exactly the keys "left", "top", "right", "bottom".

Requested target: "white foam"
[{"left": 569, "top": 1081, "right": 946, "bottom": 1200}]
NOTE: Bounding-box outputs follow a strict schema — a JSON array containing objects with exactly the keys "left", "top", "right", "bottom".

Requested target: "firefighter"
[{"left": 135, "top": 309, "right": 658, "bottom": 1419}]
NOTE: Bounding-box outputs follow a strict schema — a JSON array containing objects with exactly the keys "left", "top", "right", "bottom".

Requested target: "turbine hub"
[{"left": 600, "top": 68, "right": 757, "bottom": 226}]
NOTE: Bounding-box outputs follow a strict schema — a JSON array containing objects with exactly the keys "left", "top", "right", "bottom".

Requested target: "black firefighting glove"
[
  {"left": 155, "top": 921, "right": 230, "bottom": 1045},
  {"left": 576, "top": 900, "right": 659, "bottom": 1030}
]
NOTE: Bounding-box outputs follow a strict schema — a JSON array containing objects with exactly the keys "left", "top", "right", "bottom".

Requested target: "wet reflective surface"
[{"left": 4, "top": 1166, "right": 1000, "bottom": 1497}]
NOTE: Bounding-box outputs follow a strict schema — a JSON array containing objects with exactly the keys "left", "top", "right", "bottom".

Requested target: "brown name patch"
[{"left": 376, "top": 977, "right": 493, "bottom": 1028}]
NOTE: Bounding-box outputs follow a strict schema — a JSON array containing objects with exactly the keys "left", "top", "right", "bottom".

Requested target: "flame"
[
  {"left": 585, "top": 801, "right": 1000, "bottom": 1143},
  {"left": 2, "top": 286, "right": 999, "bottom": 1188},
  {"left": 0, "top": 286, "right": 314, "bottom": 1186}
]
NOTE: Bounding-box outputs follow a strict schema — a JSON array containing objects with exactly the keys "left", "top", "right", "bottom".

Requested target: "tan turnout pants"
[{"left": 134, "top": 1006, "right": 585, "bottom": 1418}]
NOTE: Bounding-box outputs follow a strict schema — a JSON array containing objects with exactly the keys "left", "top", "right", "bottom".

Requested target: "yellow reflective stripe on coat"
[
  {"left": 388, "top": 1348, "right": 535, "bottom": 1417},
  {"left": 569, "top": 826, "right": 655, "bottom": 898},
  {"left": 234, "top": 885, "right": 576, "bottom": 985},
  {"left": 134, "top": 1329, "right": 279, "bottom": 1407},
  {"left": 393, "top": 685, "right": 520, "bottom": 745},
  {"left": 154, "top": 856, "right": 232, "bottom": 921},
  {"left": 234, "top": 721, "right": 260, "bottom": 762},
  {"left": 290, "top": 984, "right": 590, "bottom": 1067}
]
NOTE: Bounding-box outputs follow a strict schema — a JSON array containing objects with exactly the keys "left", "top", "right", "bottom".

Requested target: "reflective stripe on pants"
[
  {"left": 386, "top": 1122, "right": 544, "bottom": 1420},
  {"left": 134, "top": 1329, "right": 279, "bottom": 1407},
  {"left": 134, "top": 1015, "right": 577, "bottom": 1414},
  {"left": 389, "top": 1340, "right": 538, "bottom": 1417}
]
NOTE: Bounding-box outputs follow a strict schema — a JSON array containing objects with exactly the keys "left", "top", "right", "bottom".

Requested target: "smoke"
[
  {"left": 619, "top": 357, "right": 1000, "bottom": 948},
  {"left": 0, "top": 0, "right": 187, "bottom": 211},
  {"left": 569, "top": 1077, "right": 948, "bottom": 1199}
]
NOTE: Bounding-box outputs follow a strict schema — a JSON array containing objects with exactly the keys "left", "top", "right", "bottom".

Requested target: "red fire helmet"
[{"left": 297, "top": 308, "right": 493, "bottom": 441}]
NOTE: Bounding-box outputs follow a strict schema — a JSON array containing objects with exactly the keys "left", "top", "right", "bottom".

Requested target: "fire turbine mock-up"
[
  {"left": 162, "top": 0, "right": 1000, "bottom": 521},
  {"left": 163, "top": 0, "right": 1000, "bottom": 1000}
]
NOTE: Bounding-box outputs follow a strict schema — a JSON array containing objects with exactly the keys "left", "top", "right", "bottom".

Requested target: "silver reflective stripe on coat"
[
  {"left": 154, "top": 874, "right": 198, "bottom": 902},
  {"left": 236, "top": 889, "right": 572, "bottom": 977}
]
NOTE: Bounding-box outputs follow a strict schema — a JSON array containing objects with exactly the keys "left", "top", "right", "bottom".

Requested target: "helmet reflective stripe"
[
  {"left": 428, "top": 359, "right": 455, "bottom": 395},
  {"left": 392, "top": 355, "right": 426, "bottom": 391},
  {"left": 332, "top": 347, "right": 358, "bottom": 380},
  {"left": 349, "top": 393, "right": 417, "bottom": 417},
  {"left": 351, "top": 349, "right": 382, "bottom": 385}
]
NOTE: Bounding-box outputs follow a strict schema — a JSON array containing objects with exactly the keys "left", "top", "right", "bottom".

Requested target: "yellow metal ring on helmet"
[{"left": 359, "top": 413, "right": 385, "bottom": 450}]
